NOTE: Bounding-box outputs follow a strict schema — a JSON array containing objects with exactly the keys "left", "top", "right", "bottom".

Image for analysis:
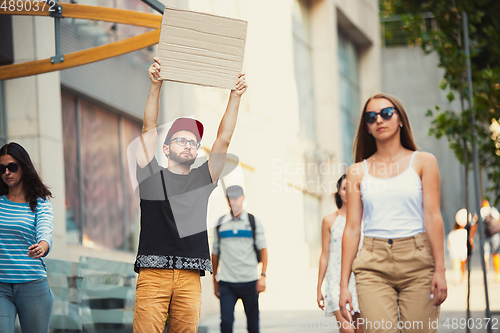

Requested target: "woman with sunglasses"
[
  {"left": 339, "top": 93, "right": 447, "bottom": 333},
  {"left": 0, "top": 142, "right": 54, "bottom": 333},
  {"left": 317, "top": 174, "right": 363, "bottom": 333}
]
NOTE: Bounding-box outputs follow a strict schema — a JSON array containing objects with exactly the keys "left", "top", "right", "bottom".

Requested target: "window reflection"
[
  {"left": 338, "top": 33, "right": 361, "bottom": 165},
  {"left": 292, "top": 0, "right": 317, "bottom": 142},
  {"left": 62, "top": 93, "right": 81, "bottom": 245},
  {"left": 62, "top": 93, "right": 141, "bottom": 251},
  {"left": 20, "top": 258, "right": 140, "bottom": 333},
  {"left": 80, "top": 100, "right": 123, "bottom": 249}
]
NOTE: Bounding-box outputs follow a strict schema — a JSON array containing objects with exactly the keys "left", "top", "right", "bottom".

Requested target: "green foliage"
[
  {"left": 381, "top": 0, "right": 500, "bottom": 204},
  {"left": 446, "top": 92, "right": 455, "bottom": 103}
]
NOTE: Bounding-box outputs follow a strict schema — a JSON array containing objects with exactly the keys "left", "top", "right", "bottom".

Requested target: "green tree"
[{"left": 381, "top": 0, "right": 500, "bottom": 204}]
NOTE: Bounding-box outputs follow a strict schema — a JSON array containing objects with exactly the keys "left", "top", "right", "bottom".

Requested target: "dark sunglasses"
[
  {"left": 0, "top": 162, "right": 20, "bottom": 175},
  {"left": 364, "top": 107, "right": 395, "bottom": 124}
]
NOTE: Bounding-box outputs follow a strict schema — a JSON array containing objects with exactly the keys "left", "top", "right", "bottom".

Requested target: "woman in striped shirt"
[{"left": 0, "top": 142, "right": 54, "bottom": 333}]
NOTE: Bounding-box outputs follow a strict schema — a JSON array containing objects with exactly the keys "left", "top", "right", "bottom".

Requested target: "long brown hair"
[
  {"left": 353, "top": 93, "right": 418, "bottom": 163},
  {"left": 0, "top": 142, "right": 53, "bottom": 212}
]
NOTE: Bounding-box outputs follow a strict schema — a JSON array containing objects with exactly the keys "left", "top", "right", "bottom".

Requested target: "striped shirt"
[
  {"left": 212, "top": 211, "right": 267, "bottom": 283},
  {"left": 0, "top": 195, "right": 53, "bottom": 283}
]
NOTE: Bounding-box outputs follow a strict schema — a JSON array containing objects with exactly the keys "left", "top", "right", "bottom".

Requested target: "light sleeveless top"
[
  {"left": 360, "top": 151, "right": 425, "bottom": 239},
  {"left": 324, "top": 214, "right": 360, "bottom": 315}
]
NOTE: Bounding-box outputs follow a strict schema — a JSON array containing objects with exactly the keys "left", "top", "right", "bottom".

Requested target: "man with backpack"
[{"left": 212, "top": 185, "right": 268, "bottom": 333}]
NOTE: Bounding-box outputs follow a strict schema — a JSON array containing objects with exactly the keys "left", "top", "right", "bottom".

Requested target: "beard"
[{"left": 169, "top": 150, "right": 196, "bottom": 166}]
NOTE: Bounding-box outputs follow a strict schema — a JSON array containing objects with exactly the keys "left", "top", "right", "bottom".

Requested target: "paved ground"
[{"left": 199, "top": 250, "right": 500, "bottom": 332}]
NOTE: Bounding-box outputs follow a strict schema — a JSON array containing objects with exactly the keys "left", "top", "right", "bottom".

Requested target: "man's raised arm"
[
  {"left": 208, "top": 73, "right": 248, "bottom": 182},
  {"left": 137, "top": 57, "right": 163, "bottom": 168}
]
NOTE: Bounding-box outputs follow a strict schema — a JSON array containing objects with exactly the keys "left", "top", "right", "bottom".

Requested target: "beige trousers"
[
  {"left": 133, "top": 268, "right": 202, "bottom": 333},
  {"left": 352, "top": 232, "right": 440, "bottom": 333}
]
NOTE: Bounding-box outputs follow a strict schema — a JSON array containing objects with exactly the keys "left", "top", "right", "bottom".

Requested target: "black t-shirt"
[{"left": 134, "top": 158, "right": 217, "bottom": 275}]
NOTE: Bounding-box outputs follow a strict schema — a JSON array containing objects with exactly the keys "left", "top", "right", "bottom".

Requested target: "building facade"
[{"left": 1, "top": 0, "right": 382, "bottom": 329}]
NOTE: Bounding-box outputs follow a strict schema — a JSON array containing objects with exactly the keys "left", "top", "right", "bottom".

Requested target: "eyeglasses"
[
  {"left": 0, "top": 163, "right": 20, "bottom": 175},
  {"left": 170, "top": 137, "right": 201, "bottom": 150},
  {"left": 364, "top": 107, "right": 395, "bottom": 124}
]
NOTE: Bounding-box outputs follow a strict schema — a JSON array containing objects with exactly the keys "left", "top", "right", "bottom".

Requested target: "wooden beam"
[
  {"left": 0, "top": 3, "right": 163, "bottom": 80},
  {"left": 61, "top": 3, "right": 162, "bottom": 29},
  {"left": 0, "top": 3, "right": 161, "bottom": 28},
  {"left": 0, "top": 29, "right": 160, "bottom": 80}
]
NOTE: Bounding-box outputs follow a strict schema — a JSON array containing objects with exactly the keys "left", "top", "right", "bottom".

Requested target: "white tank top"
[{"left": 360, "top": 151, "right": 425, "bottom": 238}]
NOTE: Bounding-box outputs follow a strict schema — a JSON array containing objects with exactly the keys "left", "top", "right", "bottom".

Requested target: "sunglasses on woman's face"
[
  {"left": 0, "top": 163, "right": 20, "bottom": 175},
  {"left": 364, "top": 107, "right": 395, "bottom": 124}
]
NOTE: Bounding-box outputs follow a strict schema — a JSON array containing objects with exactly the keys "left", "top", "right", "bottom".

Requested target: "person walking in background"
[
  {"left": 317, "top": 174, "right": 363, "bottom": 333},
  {"left": 481, "top": 202, "right": 500, "bottom": 282},
  {"left": 447, "top": 210, "right": 468, "bottom": 285},
  {"left": 0, "top": 142, "right": 54, "bottom": 333},
  {"left": 339, "top": 93, "right": 447, "bottom": 333},
  {"left": 132, "top": 57, "right": 247, "bottom": 332},
  {"left": 212, "top": 185, "right": 268, "bottom": 333}
]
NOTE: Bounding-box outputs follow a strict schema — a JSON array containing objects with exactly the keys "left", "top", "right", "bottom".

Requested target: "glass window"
[
  {"left": 381, "top": 15, "right": 436, "bottom": 48},
  {"left": 80, "top": 100, "right": 124, "bottom": 249},
  {"left": 380, "top": 18, "right": 411, "bottom": 47},
  {"left": 58, "top": 0, "right": 155, "bottom": 60},
  {"left": 338, "top": 32, "right": 361, "bottom": 164},
  {"left": 120, "top": 117, "right": 142, "bottom": 251},
  {"left": 62, "top": 93, "right": 81, "bottom": 245},
  {"left": 62, "top": 92, "right": 141, "bottom": 251},
  {"left": 292, "top": 0, "right": 317, "bottom": 142}
]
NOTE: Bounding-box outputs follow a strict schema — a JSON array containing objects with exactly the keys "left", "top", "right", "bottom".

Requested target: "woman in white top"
[
  {"left": 339, "top": 93, "right": 447, "bottom": 333},
  {"left": 317, "top": 175, "right": 363, "bottom": 333}
]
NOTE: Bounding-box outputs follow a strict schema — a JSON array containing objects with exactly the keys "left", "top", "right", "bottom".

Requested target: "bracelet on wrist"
[{"left": 261, "top": 273, "right": 266, "bottom": 277}]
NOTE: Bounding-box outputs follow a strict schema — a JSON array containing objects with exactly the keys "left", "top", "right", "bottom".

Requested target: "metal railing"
[{"left": 380, "top": 13, "right": 436, "bottom": 47}]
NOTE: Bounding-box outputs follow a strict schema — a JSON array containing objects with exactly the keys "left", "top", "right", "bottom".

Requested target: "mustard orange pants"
[{"left": 133, "top": 268, "right": 201, "bottom": 333}]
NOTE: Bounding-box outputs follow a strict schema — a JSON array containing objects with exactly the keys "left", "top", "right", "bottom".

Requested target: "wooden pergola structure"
[{"left": 0, "top": 0, "right": 164, "bottom": 80}]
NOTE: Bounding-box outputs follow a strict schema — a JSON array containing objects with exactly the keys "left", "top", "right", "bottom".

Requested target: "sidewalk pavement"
[{"left": 198, "top": 268, "right": 500, "bottom": 332}]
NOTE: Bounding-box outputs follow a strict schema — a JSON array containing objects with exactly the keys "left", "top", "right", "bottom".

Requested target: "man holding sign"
[{"left": 132, "top": 56, "right": 247, "bottom": 332}]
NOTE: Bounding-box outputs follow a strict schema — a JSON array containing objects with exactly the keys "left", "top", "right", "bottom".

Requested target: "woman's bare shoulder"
[
  {"left": 322, "top": 212, "right": 339, "bottom": 227},
  {"left": 413, "top": 151, "right": 438, "bottom": 178},
  {"left": 347, "top": 162, "right": 365, "bottom": 181},
  {"left": 414, "top": 151, "right": 437, "bottom": 168},
  {"left": 415, "top": 151, "right": 437, "bottom": 162}
]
